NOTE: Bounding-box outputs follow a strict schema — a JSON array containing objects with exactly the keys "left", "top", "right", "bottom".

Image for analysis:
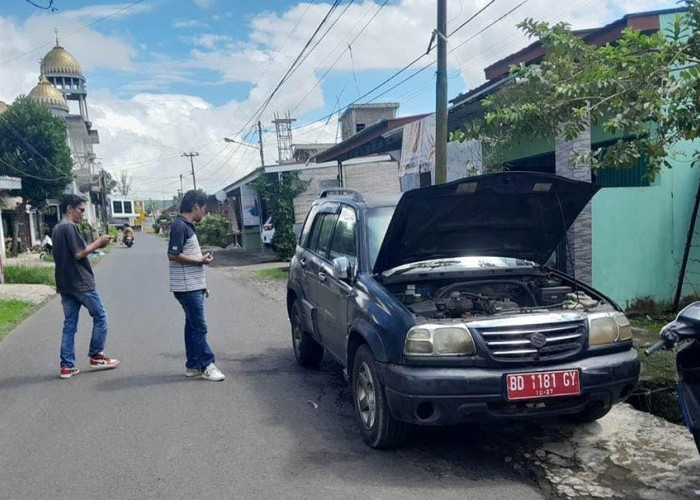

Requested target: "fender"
[
  {"left": 348, "top": 317, "right": 389, "bottom": 364},
  {"left": 287, "top": 280, "right": 316, "bottom": 339}
]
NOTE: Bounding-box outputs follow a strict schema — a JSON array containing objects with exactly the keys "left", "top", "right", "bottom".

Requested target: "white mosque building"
[{"left": 24, "top": 37, "right": 105, "bottom": 242}]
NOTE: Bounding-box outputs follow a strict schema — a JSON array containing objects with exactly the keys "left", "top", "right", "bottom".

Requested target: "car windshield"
[
  {"left": 366, "top": 206, "right": 395, "bottom": 269},
  {"left": 366, "top": 207, "right": 536, "bottom": 274}
]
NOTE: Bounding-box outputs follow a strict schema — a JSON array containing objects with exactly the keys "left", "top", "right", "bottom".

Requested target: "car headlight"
[
  {"left": 404, "top": 325, "right": 476, "bottom": 356},
  {"left": 589, "top": 313, "right": 632, "bottom": 346}
]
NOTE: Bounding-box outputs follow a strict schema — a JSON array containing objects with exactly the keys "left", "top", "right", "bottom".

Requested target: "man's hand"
[
  {"left": 97, "top": 235, "right": 112, "bottom": 248},
  {"left": 201, "top": 253, "right": 213, "bottom": 265}
]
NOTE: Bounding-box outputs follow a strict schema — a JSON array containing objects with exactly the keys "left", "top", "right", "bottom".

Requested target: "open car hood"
[{"left": 373, "top": 172, "right": 600, "bottom": 275}]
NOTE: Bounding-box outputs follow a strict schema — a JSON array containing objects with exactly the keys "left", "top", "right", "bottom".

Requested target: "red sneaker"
[
  {"left": 60, "top": 366, "right": 80, "bottom": 379},
  {"left": 89, "top": 352, "right": 120, "bottom": 370}
]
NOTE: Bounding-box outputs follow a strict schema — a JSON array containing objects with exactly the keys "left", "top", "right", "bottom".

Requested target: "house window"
[
  {"left": 113, "top": 201, "right": 123, "bottom": 214},
  {"left": 356, "top": 123, "right": 365, "bottom": 133},
  {"left": 124, "top": 201, "right": 133, "bottom": 214}
]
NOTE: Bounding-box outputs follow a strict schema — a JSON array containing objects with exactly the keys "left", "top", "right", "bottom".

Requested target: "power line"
[
  {"left": 0, "top": 155, "right": 69, "bottom": 182},
  {"left": 290, "top": 0, "right": 389, "bottom": 114},
  {"left": 223, "top": 0, "right": 343, "bottom": 150},
  {"left": 291, "top": 0, "right": 524, "bottom": 134}
]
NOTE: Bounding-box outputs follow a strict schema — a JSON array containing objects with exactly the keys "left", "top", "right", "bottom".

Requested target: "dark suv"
[{"left": 286, "top": 172, "right": 640, "bottom": 449}]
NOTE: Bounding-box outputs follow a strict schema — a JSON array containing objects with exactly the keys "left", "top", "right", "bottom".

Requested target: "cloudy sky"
[{"left": 0, "top": 0, "right": 680, "bottom": 198}]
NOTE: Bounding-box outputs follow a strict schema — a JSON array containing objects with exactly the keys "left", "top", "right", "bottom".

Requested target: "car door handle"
[
  {"left": 317, "top": 271, "right": 326, "bottom": 283},
  {"left": 300, "top": 257, "right": 307, "bottom": 267}
]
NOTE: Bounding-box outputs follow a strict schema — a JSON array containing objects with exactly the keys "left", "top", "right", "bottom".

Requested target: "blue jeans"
[
  {"left": 60, "top": 290, "right": 108, "bottom": 368},
  {"left": 174, "top": 290, "right": 215, "bottom": 370}
]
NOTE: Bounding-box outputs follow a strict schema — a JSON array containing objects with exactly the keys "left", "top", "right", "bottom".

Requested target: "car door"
[
  {"left": 303, "top": 206, "right": 339, "bottom": 344},
  {"left": 315, "top": 205, "right": 358, "bottom": 362}
]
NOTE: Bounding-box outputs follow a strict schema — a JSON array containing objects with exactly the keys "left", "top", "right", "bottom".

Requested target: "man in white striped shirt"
[{"left": 167, "top": 190, "right": 224, "bottom": 381}]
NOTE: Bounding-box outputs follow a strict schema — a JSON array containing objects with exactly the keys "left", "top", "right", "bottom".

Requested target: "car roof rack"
[{"left": 317, "top": 188, "right": 365, "bottom": 202}]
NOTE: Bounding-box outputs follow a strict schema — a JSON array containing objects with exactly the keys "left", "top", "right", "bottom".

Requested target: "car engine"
[{"left": 394, "top": 277, "right": 601, "bottom": 319}]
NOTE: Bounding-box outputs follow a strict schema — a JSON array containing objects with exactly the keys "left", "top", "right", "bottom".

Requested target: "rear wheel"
[
  {"left": 352, "top": 345, "right": 406, "bottom": 449},
  {"left": 290, "top": 301, "right": 323, "bottom": 367}
]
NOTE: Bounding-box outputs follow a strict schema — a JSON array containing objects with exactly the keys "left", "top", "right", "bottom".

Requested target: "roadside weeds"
[{"left": 0, "top": 299, "right": 36, "bottom": 342}]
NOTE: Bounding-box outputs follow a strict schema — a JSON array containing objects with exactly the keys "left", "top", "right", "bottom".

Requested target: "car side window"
[
  {"left": 314, "top": 213, "right": 338, "bottom": 258},
  {"left": 305, "top": 212, "right": 325, "bottom": 250},
  {"left": 329, "top": 206, "right": 357, "bottom": 264},
  {"left": 302, "top": 207, "right": 321, "bottom": 248}
]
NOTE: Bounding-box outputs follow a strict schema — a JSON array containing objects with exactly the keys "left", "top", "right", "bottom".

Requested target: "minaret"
[{"left": 40, "top": 32, "right": 89, "bottom": 121}]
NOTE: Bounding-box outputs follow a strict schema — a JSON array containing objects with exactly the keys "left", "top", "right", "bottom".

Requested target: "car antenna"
[{"left": 555, "top": 191, "right": 581, "bottom": 309}]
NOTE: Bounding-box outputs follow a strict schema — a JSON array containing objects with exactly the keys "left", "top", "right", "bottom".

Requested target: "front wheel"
[
  {"left": 352, "top": 345, "right": 406, "bottom": 449},
  {"left": 290, "top": 301, "right": 323, "bottom": 367}
]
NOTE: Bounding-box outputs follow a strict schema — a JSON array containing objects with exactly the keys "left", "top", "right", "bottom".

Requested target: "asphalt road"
[{"left": 0, "top": 234, "right": 544, "bottom": 499}]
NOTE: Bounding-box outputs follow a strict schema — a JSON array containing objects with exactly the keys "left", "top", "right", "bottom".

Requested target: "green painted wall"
[{"left": 590, "top": 11, "right": 699, "bottom": 308}]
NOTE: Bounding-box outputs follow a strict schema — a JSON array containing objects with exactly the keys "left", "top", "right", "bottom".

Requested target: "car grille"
[{"left": 471, "top": 320, "right": 587, "bottom": 363}]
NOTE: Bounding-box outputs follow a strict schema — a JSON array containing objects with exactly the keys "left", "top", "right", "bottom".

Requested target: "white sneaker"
[
  {"left": 185, "top": 368, "right": 202, "bottom": 378},
  {"left": 202, "top": 363, "right": 225, "bottom": 382}
]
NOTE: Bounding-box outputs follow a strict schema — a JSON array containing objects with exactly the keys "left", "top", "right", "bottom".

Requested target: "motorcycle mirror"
[{"left": 676, "top": 301, "right": 700, "bottom": 327}]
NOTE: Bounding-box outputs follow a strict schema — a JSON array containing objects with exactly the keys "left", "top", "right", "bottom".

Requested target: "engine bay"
[{"left": 388, "top": 274, "right": 608, "bottom": 320}]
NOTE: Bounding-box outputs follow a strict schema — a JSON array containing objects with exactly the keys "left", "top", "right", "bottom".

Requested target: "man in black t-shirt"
[{"left": 52, "top": 195, "right": 119, "bottom": 379}]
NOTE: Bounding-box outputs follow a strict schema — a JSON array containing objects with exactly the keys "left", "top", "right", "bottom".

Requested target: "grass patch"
[
  {"left": 0, "top": 299, "right": 36, "bottom": 341},
  {"left": 629, "top": 312, "right": 676, "bottom": 334},
  {"left": 257, "top": 267, "right": 289, "bottom": 280},
  {"left": 3, "top": 266, "right": 55, "bottom": 287}
]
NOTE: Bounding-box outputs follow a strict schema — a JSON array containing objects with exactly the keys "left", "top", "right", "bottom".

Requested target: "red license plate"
[{"left": 506, "top": 370, "right": 581, "bottom": 401}]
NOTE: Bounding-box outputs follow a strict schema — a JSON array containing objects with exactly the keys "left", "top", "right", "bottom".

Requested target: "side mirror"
[
  {"left": 677, "top": 301, "right": 700, "bottom": 327},
  {"left": 332, "top": 256, "right": 350, "bottom": 281}
]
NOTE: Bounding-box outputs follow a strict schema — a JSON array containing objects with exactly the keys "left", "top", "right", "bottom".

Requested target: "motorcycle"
[
  {"left": 123, "top": 236, "right": 134, "bottom": 248},
  {"left": 646, "top": 302, "right": 700, "bottom": 454}
]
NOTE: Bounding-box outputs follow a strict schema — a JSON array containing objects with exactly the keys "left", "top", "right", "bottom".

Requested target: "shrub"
[{"left": 197, "top": 215, "right": 231, "bottom": 248}]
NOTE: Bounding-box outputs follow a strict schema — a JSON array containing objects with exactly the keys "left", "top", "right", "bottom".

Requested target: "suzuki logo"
[{"left": 530, "top": 332, "right": 547, "bottom": 349}]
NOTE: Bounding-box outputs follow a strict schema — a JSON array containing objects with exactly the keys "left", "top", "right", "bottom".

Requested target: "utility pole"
[
  {"left": 435, "top": 0, "right": 448, "bottom": 185},
  {"left": 179, "top": 174, "right": 184, "bottom": 198},
  {"left": 257, "top": 120, "right": 265, "bottom": 167},
  {"left": 181, "top": 152, "right": 199, "bottom": 190},
  {"left": 100, "top": 169, "right": 109, "bottom": 232}
]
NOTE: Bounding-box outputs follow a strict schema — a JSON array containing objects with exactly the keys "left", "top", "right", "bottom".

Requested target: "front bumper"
[{"left": 379, "top": 349, "right": 640, "bottom": 425}]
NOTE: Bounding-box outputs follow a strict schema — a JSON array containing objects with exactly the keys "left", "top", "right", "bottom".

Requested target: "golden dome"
[
  {"left": 40, "top": 41, "right": 83, "bottom": 77},
  {"left": 28, "top": 75, "right": 69, "bottom": 112}
]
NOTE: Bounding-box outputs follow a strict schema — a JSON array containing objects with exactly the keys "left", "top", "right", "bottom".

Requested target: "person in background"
[
  {"left": 52, "top": 194, "right": 119, "bottom": 379},
  {"left": 167, "top": 190, "right": 224, "bottom": 381}
]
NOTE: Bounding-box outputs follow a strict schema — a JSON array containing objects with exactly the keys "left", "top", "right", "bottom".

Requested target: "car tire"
[
  {"left": 290, "top": 301, "right": 324, "bottom": 367},
  {"left": 352, "top": 345, "right": 406, "bottom": 449},
  {"left": 568, "top": 403, "right": 612, "bottom": 423}
]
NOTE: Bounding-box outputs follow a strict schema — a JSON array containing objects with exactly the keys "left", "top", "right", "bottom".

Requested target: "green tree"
[
  {"left": 0, "top": 96, "right": 73, "bottom": 206},
  {"left": 103, "top": 170, "right": 118, "bottom": 194},
  {"left": 453, "top": 0, "right": 700, "bottom": 180},
  {"left": 197, "top": 214, "right": 231, "bottom": 248},
  {"left": 252, "top": 171, "right": 309, "bottom": 261}
]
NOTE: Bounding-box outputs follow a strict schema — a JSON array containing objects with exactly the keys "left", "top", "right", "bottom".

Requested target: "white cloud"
[
  {"left": 59, "top": 2, "right": 154, "bottom": 20},
  {"left": 173, "top": 19, "right": 209, "bottom": 29},
  {"left": 194, "top": 0, "right": 215, "bottom": 8},
  {"left": 190, "top": 34, "right": 235, "bottom": 49},
  {"left": 0, "top": 0, "right": 682, "bottom": 198}
]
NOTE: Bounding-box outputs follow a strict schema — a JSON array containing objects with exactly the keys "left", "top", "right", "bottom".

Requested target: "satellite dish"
[{"left": 215, "top": 190, "right": 227, "bottom": 202}]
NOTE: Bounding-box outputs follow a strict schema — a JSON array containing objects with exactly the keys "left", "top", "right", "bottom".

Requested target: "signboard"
[
  {"left": 0, "top": 176, "right": 21, "bottom": 190},
  {"left": 240, "top": 184, "right": 260, "bottom": 227},
  {"left": 399, "top": 113, "right": 482, "bottom": 191}
]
